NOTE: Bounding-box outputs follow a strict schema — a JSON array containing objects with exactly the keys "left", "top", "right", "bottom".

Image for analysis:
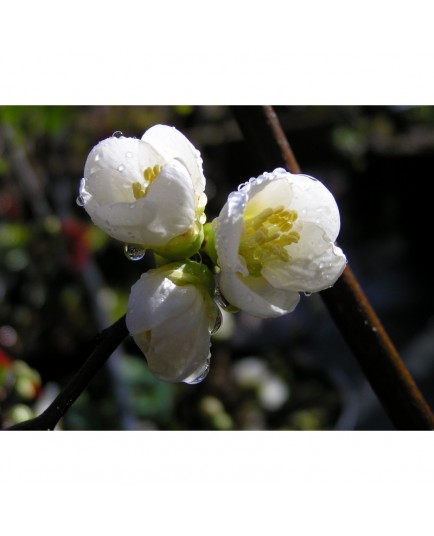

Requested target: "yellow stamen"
[
  {"left": 132, "top": 182, "right": 146, "bottom": 199},
  {"left": 144, "top": 164, "right": 162, "bottom": 183},
  {"left": 132, "top": 164, "right": 163, "bottom": 200},
  {"left": 239, "top": 206, "right": 300, "bottom": 276}
]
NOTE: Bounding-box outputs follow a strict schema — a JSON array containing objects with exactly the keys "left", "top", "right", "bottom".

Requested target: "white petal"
[
  {"left": 81, "top": 168, "right": 136, "bottom": 205},
  {"left": 143, "top": 158, "right": 195, "bottom": 238},
  {"left": 219, "top": 271, "right": 300, "bottom": 318},
  {"left": 261, "top": 222, "right": 347, "bottom": 292},
  {"left": 284, "top": 173, "right": 341, "bottom": 241},
  {"left": 89, "top": 159, "right": 195, "bottom": 246},
  {"left": 142, "top": 124, "right": 206, "bottom": 194},
  {"left": 84, "top": 136, "right": 144, "bottom": 186},
  {"left": 126, "top": 273, "right": 196, "bottom": 334},
  {"left": 242, "top": 173, "right": 293, "bottom": 219},
  {"left": 142, "top": 301, "right": 211, "bottom": 382},
  {"left": 137, "top": 138, "right": 167, "bottom": 172},
  {"left": 240, "top": 170, "right": 341, "bottom": 241},
  {"left": 127, "top": 275, "right": 212, "bottom": 383},
  {"left": 213, "top": 190, "right": 248, "bottom": 274}
]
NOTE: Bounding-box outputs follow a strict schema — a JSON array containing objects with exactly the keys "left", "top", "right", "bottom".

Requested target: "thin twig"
[
  {"left": 6, "top": 315, "right": 129, "bottom": 430},
  {"left": 232, "top": 105, "right": 434, "bottom": 431}
]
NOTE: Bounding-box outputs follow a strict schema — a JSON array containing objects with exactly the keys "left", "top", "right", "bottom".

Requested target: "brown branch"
[
  {"left": 232, "top": 105, "right": 434, "bottom": 431},
  {"left": 5, "top": 315, "right": 129, "bottom": 431}
]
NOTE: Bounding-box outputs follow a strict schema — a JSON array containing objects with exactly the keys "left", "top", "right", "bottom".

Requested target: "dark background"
[{"left": 1, "top": 105, "right": 433, "bottom": 430}]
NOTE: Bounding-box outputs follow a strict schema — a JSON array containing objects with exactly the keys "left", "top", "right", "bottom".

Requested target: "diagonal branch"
[
  {"left": 232, "top": 105, "right": 434, "bottom": 431},
  {"left": 6, "top": 315, "right": 129, "bottom": 431}
]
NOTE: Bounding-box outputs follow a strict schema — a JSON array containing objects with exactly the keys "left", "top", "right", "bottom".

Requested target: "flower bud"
[{"left": 126, "top": 261, "right": 219, "bottom": 383}]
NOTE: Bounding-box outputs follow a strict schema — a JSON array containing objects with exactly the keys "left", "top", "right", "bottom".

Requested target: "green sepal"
[
  {"left": 201, "top": 222, "right": 218, "bottom": 267},
  {"left": 152, "top": 223, "right": 204, "bottom": 261}
]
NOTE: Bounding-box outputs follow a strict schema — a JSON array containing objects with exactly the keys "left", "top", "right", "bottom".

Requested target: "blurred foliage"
[{"left": 1, "top": 105, "right": 434, "bottom": 430}]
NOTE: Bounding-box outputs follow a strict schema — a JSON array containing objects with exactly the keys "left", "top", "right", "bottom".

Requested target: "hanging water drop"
[
  {"left": 215, "top": 287, "right": 239, "bottom": 313},
  {"left": 112, "top": 131, "right": 123, "bottom": 138},
  {"left": 210, "top": 308, "right": 223, "bottom": 334},
  {"left": 304, "top": 291, "right": 312, "bottom": 297},
  {"left": 124, "top": 244, "right": 146, "bottom": 261},
  {"left": 76, "top": 195, "right": 84, "bottom": 207},
  {"left": 184, "top": 356, "right": 211, "bottom": 384}
]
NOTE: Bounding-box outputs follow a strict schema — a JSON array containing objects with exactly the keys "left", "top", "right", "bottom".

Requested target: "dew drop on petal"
[
  {"left": 124, "top": 244, "right": 146, "bottom": 261},
  {"left": 118, "top": 164, "right": 125, "bottom": 172},
  {"left": 210, "top": 307, "right": 223, "bottom": 334},
  {"left": 126, "top": 152, "right": 132, "bottom": 158},
  {"left": 183, "top": 355, "right": 211, "bottom": 384},
  {"left": 76, "top": 195, "right": 84, "bottom": 207},
  {"left": 112, "top": 131, "right": 123, "bottom": 138},
  {"left": 304, "top": 291, "right": 312, "bottom": 297}
]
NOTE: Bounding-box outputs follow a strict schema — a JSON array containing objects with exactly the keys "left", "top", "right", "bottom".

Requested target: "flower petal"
[
  {"left": 261, "top": 222, "right": 347, "bottom": 292},
  {"left": 241, "top": 169, "right": 341, "bottom": 241},
  {"left": 213, "top": 190, "right": 248, "bottom": 274},
  {"left": 81, "top": 168, "right": 135, "bottom": 205},
  {"left": 138, "top": 299, "right": 211, "bottom": 382},
  {"left": 242, "top": 172, "right": 293, "bottom": 219},
  {"left": 143, "top": 158, "right": 195, "bottom": 238},
  {"left": 84, "top": 136, "right": 144, "bottom": 188},
  {"left": 282, "top": 173, "right": 341, "bottom": 241},
  {"left": 126, "top": 273, "right": 196, "bottom": 333},
  {"left": 219, "top": 271, "right": 300, "bottom": 318},
  {"left": 89, "top": 159, "right": 195, "bottom": 245},
  {"left": 142, "top": 124, "right": 206, "bottom": 194}
]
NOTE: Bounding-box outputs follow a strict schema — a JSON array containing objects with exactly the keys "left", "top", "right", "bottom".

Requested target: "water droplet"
[
  {"left": 76, "top": 195, "right": 84, "bottom": 207},
  {"left": 199, "top": 213, "right": 207, "bottom": 224},
  {"left": 215, "top": 287, "right": 239, "bottom": 313},
  {"left": 184, "top": 356, "right": 211, "bottom": 384},
  {"left": 304, "top": 291, "right": 312, "bottom": 297},
  {"left": 118, "top": 164, "right": 125, "bottom": 172},
  {"left": 94, "top": 153, "right": 101, "bottom": 162},
  {"left": 124, "top": 244, "right": 146, "bottom": 261},
  {"left": 112, "top": 131, "right": 123, "bottom": 138},
  {"left": 126, "top": 152, "right": 132, "bottom": 158},
  {"left": 210, "top": 308, "right": 223, "bottom": 334}
]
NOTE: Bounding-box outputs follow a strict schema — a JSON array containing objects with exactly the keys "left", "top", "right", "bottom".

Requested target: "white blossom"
[
  {"left": 126, "top": 261, "right": 219, "bottom": 383},
  {"left": 213, "top": 168, "right": 347, "bottom": 318},
  {"left": 79, "top": 125, "right": 207, "bottom": 258}
]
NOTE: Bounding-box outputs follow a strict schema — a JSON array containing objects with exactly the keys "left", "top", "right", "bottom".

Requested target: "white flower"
[
  {"left": 79, "top": 125, "right": 207, "bottom": 259},
  {"left": 126, "top": 261, "right": 219, "bottom": 383},
  {"left": 213, "top": 168, "right": 347, "bottom": 318}
]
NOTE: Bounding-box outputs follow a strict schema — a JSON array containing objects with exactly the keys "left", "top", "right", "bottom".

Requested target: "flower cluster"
[{"left": 79, "top": 125, "right": 347, "bottom": 383}]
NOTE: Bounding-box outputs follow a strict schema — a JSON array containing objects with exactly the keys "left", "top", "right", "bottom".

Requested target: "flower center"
[
  {"left": 239, "top": 205, "right": 300, "bottom": 276},
  {"left": 132, "top": 164, "right": 163, "bottom": 199}
]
